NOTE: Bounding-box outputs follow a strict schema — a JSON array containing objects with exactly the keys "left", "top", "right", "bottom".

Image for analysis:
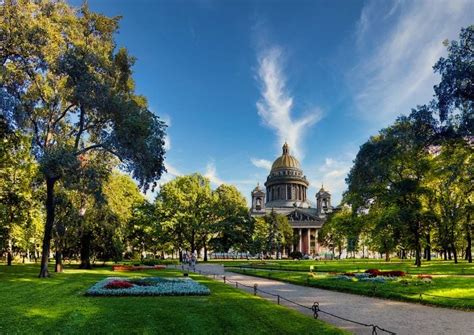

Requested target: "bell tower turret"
[
  {"left": 316, "top": 184, "right": 332, "bottom": 215},
  {"left": 251, "top": 183, "right": 266, "bottom": 214}
]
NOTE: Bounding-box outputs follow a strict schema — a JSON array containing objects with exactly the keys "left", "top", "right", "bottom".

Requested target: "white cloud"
[
  {"left": 164, "top": 135, "right": 171, "bottom": 151},
  {"left": 256, "top": 46, "right": 323, "bottom": 159},
  {"left": 308, "top": 154, "right": 355, "bottom": 206},
  {"left": 251, "top": 158, "right": 272, "bottom": 171},
  {"left": 351, "top": 0, "right": 474, "bottom": 125},
  {"left": 204, "top": 161, "right": 226, "bottom": 186}
]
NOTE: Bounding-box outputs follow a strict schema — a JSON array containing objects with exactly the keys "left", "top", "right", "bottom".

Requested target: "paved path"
[{"left": 176, "top": 264, "right": 473, "bottom": 335}]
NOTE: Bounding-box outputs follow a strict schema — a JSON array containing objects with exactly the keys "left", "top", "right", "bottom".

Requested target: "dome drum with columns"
[{"left": 250, "top": 143, "right": 333, "bottom": 256}]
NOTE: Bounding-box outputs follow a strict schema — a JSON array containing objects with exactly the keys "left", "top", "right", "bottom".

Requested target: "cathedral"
[{"left": 250, "top": 142, "right": 332, "bottom": 256}]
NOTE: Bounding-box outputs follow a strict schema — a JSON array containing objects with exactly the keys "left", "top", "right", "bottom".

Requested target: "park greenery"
[
  {"left": 223, "top": 259, "right": 474, "bottom": 309},
  {"left": 0, "top": 264, "right": 345, "bottom": 334},
  {"left": 320, "top": 26, "right": 473, "bottom": 267}
]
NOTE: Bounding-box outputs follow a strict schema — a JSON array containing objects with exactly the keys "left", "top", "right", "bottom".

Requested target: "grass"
[
  {"left": 0, "top": 263, "right": 345, "bottom": 335},
  {"left": 228, "top": 267, "right": 474, "bottom": 310},
  {"left": 213, "top": 258, "right": 474, "bottom": 275}
]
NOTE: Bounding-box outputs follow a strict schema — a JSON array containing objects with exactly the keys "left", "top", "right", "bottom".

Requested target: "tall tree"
[
  {"left": 251, "top": 211, "right": 292, "bottom": 258},
  {"left": 1, "top": 1, "right": 166, "bottom": 277},
  {"left": 157, "top": 174, "right": 214, "bottom": 261},
  {"left": 209, "top": 184, "right": 250, "bottom": 255},
  {"left": 346, "top": 108, "right": 436, "bottom": 266}
]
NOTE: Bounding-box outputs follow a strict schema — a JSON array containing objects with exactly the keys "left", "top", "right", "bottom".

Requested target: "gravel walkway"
[{"left": 177, "top": 264, "right": 473, "bottom": 335}]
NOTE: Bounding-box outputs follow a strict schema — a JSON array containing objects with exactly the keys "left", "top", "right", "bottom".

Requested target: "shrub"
[
  {"left": 365, "top": 269, "right": 380, "bottom": 277},
  {"left": 112, "top": 265, "right": 166, "bottom": 271},
  {"left": 289, "top": 251, "right": 303, "bottom": 260},
  {"left": 380, "top": 270, "right": 406, "bottom": 277},
  {"left": 142, "top": 259, "right": 179, "bottom": 266},
  {"left": 105, "top": 280, "right": 134, "bottom": 289}
]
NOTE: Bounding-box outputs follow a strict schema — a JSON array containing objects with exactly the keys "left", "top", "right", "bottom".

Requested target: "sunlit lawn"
[
  {"left": 228, "top": 267, "right": 474, "bottom": 310},
  {"left": 0, "top": 264, "right": 345, "bottom": 335}
]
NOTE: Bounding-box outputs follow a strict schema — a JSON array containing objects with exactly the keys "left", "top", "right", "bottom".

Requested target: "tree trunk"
[
  {"left": 204, "top": 243, "right": 208, "bottom": 262},
  {"left": 191, "top": 230, "right": 195, "bottom": 254},
  {"left": 424, "top": 234, "right": 431, "bottom": 261},
  {"left": 451, "top": 243, "right": 458, "bottom": 264},
  {"left": 39, "top": 178, "right": 56, "bottom": 278},
  {"left": 7, "top": 238, "right": 13, "bottom": 266},
  {"left": 385, "top": 252, "right": 390, "bottom": 262},
  {"left": 79, "top": 230, "right": 92, "bottom": 269},
  {"left": 55, "top": 251, "right": 63, "bottom": 273},
  {"left": 466, "top": 230, "right": 472, "bottom": 263},
  {"left": 466, "top": 214, "right": 472, "bottom": 263}
]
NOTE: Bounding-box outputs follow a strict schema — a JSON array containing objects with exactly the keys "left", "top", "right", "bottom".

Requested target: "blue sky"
[{"left": 70, "top": 0, "right": 473, "bottom": 205}]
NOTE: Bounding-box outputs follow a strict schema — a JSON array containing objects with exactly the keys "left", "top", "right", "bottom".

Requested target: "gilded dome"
[{"left": 271, "top": 143, "right": 301, "bottom": 171}]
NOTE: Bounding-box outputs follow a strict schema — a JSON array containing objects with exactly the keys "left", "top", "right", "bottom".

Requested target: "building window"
[{"left": 287, "top": 185, "right": 291, "bottom": 199}]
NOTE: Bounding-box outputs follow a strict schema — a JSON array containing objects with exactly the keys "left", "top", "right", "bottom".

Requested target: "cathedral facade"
[{"left": 250, "top": 143, "right": 332, "bottom": 256}]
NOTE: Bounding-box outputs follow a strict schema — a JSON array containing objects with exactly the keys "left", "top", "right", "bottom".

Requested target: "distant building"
[{"left": 250, "top": 143, "right": 332, "bottom": 255}]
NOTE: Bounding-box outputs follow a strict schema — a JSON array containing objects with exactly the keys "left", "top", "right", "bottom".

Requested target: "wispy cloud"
[
  {"left": 351, "top": 0, "right": 473, "bottom": 125},
  {"left": 256, "top": 46, "right": 322, "bottom": 159},
  {"left": 204, "top": 161, "right": 226, "bottom": 186},
  {"left": 251, "top": 158, "right": 272, "bottom": 171},
  {"left": 308, "top": 154, "right": 355, "bottom": 206}
]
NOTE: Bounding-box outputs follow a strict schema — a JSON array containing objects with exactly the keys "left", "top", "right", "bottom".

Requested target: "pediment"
[{"left": 286, "top": 209, "right": 317, "bottom": 222}]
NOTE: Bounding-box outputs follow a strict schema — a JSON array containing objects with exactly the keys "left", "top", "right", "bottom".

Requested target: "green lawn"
[
  {"left": 228, "top": 267, "right": 474, "bottom": 310},
  {"left": 213, "top": 258, "right": 474, "bottom": 275},
  {"left": 0, "top": 264, "right": 345, "bottom": 335}
]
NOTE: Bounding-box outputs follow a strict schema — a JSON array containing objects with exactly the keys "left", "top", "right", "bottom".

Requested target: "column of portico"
[
  {"left": 298, "top": 228, "right": 302, "bottom": 252},
  {"left": 315, "top": 229, "right": 319, "bottom": 254},
  {"left": 307, "top": 228, "right": 312, "bottom": 255}
]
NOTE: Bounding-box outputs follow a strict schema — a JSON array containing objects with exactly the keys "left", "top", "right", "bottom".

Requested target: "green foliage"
[
  {"left": 252, "top": 211, "right": 292, "bottom": 256},
  {"left": 210, "top": 184, "right": 252, "bottom": 252},
  {"left": 433, "top": 25, "right": 474, "bottom": 134},
  {"left": 0, "top": 125, "right": 43, "bottom": 262},
  {"left": 344, "top": 25, "right": 474, "bottom": 265},
  {"left": 1, "top": 0, "right": 167, "bottom": 275}
]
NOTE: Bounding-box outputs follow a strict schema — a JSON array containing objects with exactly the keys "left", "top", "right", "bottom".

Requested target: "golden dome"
[{"left": 271, "top": 142, "right": 301, "bottom": 171}]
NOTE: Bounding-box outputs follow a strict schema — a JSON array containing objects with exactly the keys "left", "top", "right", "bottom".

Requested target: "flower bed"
[
  {"left": 364, "top": 269, "right": 406, "bottom": 277},
  {"left": 86, "top": 277, "right": 211, "bottom": 296},
  {"left": 112, "top": 265, "right": 166, "bottom": 272}
]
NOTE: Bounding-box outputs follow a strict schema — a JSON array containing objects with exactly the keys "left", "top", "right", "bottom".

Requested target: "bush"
[
  {"left": 365, "top": 269, "right": 380, "bottom": 277},
  {"left": 380, "top": 270, "right": 406, "bottom": 277},
  {"left": 142, "top": 259, "right": 179, "bottom": 266},
  {"left": 289, "top": 251, "right": 303, "bottom": 260}
]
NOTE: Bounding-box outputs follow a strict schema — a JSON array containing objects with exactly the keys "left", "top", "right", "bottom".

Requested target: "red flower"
[{"left": 105, "top": 280, "right": 134, "bottom": 289}]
